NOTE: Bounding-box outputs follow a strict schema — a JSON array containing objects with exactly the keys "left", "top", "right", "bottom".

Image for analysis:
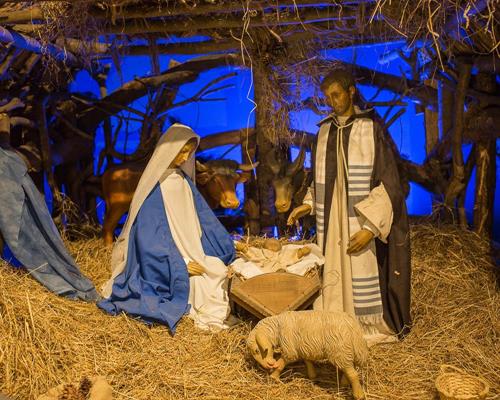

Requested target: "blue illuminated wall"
[
  {"left": 70, "top": 53, "right": 255, "bottom": 223},
  {"left": 70, "top": 41, "right": 499, "bottom": 240}
]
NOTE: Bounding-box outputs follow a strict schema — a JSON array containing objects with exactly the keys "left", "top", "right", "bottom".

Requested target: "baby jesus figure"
[{"left": 235, "top": 238, "right": 311, "bottom": 274}]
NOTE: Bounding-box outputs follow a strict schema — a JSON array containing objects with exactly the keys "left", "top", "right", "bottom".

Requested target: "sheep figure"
[{"left": 247, "top": 310, "right": 369, "bottom": 400}]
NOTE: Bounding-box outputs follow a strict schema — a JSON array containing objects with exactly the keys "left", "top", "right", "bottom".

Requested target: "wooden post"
[
  {"left": 252, "top": 61, "right": 288, "bottom": 235},
  {"left": 444, "top": 62, "right": 472, "bottom": 225},
  {"left": 253, "top": 63, "right": 275, "bottom": 235},
  {"left": 148, "top": 36, "right": 160, "bottom": 75},
  {"left": 474, "top": 141, "right": 496, "bottom": 235},
  {"left": 95, "top": 65, "right": 113, "bottom": 172},
  {"left": 438, "top": 79, "right": 454, "bottom": 139},
  {"left": 424, "top": 82, "right": 441, "bottom": 213},
  {"left": 428, "top": 78, "right": 454, "bottom": 212},
  {"left": 473, "top": 72, "right": 497, "bottom": 237},
  {"left": 241, "top": 126, "right": 260, "bottom": 235},
  {"left": 34, "top": 98, "right": 61, "bottom": 207},
  {"left": 424, "top": 80, "right": 439, "bottom": 155}
]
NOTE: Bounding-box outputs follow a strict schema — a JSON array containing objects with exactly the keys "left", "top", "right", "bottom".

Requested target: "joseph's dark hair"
[{"left": 320, "top": 69, "right": 356, "bottom": 92}]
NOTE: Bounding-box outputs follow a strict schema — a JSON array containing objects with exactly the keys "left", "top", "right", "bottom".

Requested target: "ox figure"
[
  {"left": 101, "top": 158, "right": 256, "bottom": 246},
  {"left": 267, "top": 148, "right": 312, "bottom": 235}
]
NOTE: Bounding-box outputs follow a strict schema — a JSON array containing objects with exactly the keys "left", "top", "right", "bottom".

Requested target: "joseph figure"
[{"left": 288, "top": 69, "right": 411, "bottom": 345}]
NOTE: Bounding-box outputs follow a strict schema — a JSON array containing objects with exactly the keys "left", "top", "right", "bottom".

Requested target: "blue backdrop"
[{"left": 69, "top": 40, "right": 500, "bottom": 240}]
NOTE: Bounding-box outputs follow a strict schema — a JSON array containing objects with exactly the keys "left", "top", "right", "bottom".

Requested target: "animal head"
[
  {"left": 267, "top": 148, "right": 306, "bottom": 213},
  {"left": 247, "top": 324, "right": 281, "bottom": 370},
  {"left": 195, "top": 159, "right": 258, "bottom": 209}
]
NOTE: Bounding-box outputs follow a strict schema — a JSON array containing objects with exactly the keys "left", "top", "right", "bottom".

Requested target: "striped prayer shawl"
[{"left": 314, "top": 117, "right": 383, "bottom": 323}]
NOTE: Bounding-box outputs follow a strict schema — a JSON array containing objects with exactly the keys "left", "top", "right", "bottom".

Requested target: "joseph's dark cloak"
[{"left": 313, "top": 110, "right": 411, "bottom": 338}]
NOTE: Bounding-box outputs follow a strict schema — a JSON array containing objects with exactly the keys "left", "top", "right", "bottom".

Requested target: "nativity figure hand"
[
  {"left": 347, "top": 229, "right": 374, "bottom": 254},
  {"left": 187, "top": 261, "right": 206, "bottom": 276},
  {"left": 286, "top": 204, "right": 312, "bottom": 226},
  {"left": 234, "top": 241, "right": 249, "bottom": 253}
]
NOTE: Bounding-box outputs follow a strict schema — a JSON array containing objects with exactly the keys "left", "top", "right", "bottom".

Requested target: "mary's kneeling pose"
[{"left": 99, "top": 124, "right": 236, "bottom": 334}]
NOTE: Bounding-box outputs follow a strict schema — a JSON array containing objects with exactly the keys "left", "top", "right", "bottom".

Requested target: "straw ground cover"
[{"left": 0, "top": 224, "right": 499, "bottom": 399}]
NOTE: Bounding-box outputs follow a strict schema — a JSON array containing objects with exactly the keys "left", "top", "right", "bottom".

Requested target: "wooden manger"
[{"left": 229, "top": 271, "right": 321, "bottom": 319}]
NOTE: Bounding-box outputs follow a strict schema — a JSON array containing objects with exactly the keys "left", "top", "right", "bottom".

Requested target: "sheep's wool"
[{"left": 249, "top": 310, "right": 368, "bottom": 369}]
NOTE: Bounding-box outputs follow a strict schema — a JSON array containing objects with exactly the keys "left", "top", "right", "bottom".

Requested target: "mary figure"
[{"left": 98, "top": 124, "right": 236, "bottom": 333}]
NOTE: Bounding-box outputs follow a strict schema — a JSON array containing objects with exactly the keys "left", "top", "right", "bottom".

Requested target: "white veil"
[{"left": 102, "top": 123, "right": 200, "bottom": 297}]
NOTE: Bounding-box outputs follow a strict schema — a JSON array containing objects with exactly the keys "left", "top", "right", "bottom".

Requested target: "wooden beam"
[
  {"left": 0, "top": 6, "right": 43, "bottom": 24},
  {"left": 120, "top": 40, "right": 238, "bottom": 56},
  {"left": 104, "top": 7, "right": 364, "bottom": 35},
  {"left": 11, "top": 6, "right": 371, "bottom": 36},
  {"left": 472, "top": 55, "right": 500, "bottom": 74},
  {"left": 0, "top": 97, "right": 24, "bottom": 113},
  {"left": 14, "top": 17, "right": 395, "bottom": 56},
  {"left": 99, "top": 20, "right": 397, "bottom": 57},
  {"left": 114, "top": 30, "right": 317, "bottom": 56},
  {"left": 9, "top": 116, "right": 35, "bottom": 128},
  {"left": 198, "top": 129, "right": 255, "bottom": 151},
  {"left": 0, "top": 47, "right": 22, "bottom": 77},
  {"left": 0, "top": 1, "right": 376, "bottom": 23},
  {"left": 102, "top": 0, "right": 376, "bottom": 20},
  {"left": 343, "top": 61, "right": 439, "bottom": 110},
  {"left": 55, "top": 37, "right": 109, "bottom": 55},
  {"left": 0, "top": 26, "right": 78, "bottom": 65},
  {"left": 399, "top": 158, "right": 443, "bottom": 194},
  {"left": 343, "top": 61, "right": 500, "bottom": 110}
]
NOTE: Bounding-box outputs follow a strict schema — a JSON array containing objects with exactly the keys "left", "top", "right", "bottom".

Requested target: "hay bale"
[{"left": 0, "top": 225, "right": 498, "bottom": 399}]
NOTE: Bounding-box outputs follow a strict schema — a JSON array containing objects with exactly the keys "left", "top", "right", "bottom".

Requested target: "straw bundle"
[{"left": 0, "top": 224, "right": 498, "bottom": 399}]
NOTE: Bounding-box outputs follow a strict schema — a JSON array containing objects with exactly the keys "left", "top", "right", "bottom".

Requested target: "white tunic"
[{"left": 160, "top": 170, "right": 232, "bottom": 331}]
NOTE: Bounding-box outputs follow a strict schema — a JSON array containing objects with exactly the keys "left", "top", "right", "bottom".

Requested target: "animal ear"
[
  {"left": 255, "top": 330, "right": 272, "bottom": 359},
  {"left": 196, "top": 172, "right": 211, "bottom": 185},
  {"left": 286, "top": 147, "right": 306, "bottom": 177},
  {"left": 257, "top": 343, "right": 268, "bottom": 359}
]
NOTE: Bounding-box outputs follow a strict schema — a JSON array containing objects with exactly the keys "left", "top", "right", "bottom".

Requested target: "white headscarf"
[{"left": 102, "top": 123, "right": 200, "bottom": 297}]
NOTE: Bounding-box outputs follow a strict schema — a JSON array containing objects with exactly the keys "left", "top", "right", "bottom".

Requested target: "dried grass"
[
  {"left": 0, "top": 224, "right": 499, "bottom": 400},
  {"left": 371, "top": 0, "right": 500, "bottom": 60}
]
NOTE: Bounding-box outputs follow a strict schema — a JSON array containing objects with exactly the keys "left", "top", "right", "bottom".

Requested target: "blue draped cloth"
[
  {"left": 0, "top": 147, "right": 98, "bottom": 301},
  {"left": 98, "top": 174, "right": 235, "bottom": 334}
]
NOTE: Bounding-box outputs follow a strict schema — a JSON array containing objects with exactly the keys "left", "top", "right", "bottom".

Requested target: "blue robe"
[
  {"left": 98, "top": 174, "right": 235, "bottom": 334},
  {"left": 0, "top": 147, "right": 98, "bottom": 301}
]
